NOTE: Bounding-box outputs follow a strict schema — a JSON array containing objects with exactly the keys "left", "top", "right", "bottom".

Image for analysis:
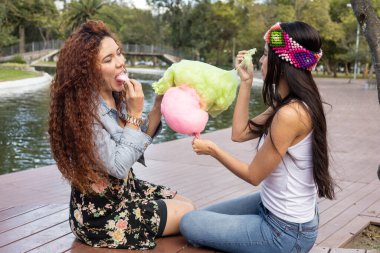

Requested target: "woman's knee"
[
  {"left": 179, "top": 211, "right": 195, "bottom": 236},
  {"left": 165, "top": 199, "right": 195, "bottom": 220},
  {"left": 179, "top": 211, "right": 205, "bottom": 237},
  {"left": 162, "top": 200, "right": 195, "bottom": 236},
  {"left": 174, "top": 194, "right": 197, "bottom": 209}
]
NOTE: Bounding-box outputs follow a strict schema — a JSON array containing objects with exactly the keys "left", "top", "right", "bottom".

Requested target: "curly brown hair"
[{"left": 49, "top": 20, "right": 124, "bottom": 193}]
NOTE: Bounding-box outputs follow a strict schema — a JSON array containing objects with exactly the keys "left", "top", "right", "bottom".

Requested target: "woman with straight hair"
[
  {"left": 180, "top": 21, "right": 335, "bottom": 253},
  {"left": 49, "top": 20, "right": 194, "bottom": 250}
]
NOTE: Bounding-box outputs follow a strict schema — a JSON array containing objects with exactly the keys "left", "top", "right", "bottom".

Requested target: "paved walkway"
[{"left": 0, "top": 77, "right": 379, "bottom": 252}]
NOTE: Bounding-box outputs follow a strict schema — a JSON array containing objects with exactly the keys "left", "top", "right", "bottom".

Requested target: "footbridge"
[{"left": 0, "top": 40, "right": 185, "bottom": 66}]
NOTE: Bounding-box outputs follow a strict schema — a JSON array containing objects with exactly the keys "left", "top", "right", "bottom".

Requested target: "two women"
[{"left": 50, "top": 19, "right": 334, "bottom": 252}]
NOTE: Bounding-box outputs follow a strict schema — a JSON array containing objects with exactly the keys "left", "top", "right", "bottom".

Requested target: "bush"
[{"left": 7, "top": 55, "right": 26, "bottom": 64}]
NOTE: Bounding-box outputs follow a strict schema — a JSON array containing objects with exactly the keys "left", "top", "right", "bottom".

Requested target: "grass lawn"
[{"left": 0, "top": 68, "right": 42, "bottom": 82}]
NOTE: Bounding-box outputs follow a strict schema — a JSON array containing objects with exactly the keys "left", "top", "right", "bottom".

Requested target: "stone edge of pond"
[{"left": 0, "top": 72, "right": 52, "bottom": 90}]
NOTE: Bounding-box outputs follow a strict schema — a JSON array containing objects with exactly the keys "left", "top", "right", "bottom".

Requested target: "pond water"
[{"left": 0, "top": 71, "right": 265, "bottom": 175}]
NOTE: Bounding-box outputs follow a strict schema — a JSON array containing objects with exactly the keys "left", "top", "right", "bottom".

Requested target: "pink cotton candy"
[
  {"left": 116, "top": 72, "right": 129, "bottom": 82},
  {"left": 161, "top": 85, "right": 208, "bottom": 137}
]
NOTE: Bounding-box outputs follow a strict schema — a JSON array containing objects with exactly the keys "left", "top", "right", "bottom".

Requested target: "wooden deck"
[{"left": 0, "top": 78, "right": 379, "bottom": 252}]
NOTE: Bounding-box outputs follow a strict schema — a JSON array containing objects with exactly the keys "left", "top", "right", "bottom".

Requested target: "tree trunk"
[
  {"left": 351, "top": 0, "right": 380, "bottom": 104},
  {"left": 326, "top": 60, "right": 333, "bottom": 76},
  {"left": 369, "top": 63, "right": 374, "bottom": 81},
  {"left": 19, "top": 25, "right": 25, "bottom": 54}
]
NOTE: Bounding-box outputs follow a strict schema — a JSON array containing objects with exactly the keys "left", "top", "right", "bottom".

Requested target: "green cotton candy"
[
  {"left": 152, "top": 60, "right": 239, "bottom": 117},
  {"left": 239, "top": 48, "right": 257, "bottom": 69}
]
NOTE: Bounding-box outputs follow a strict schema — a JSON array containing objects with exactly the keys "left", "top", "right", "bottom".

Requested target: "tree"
[
  {"left": 187, "top": 0, "right": 241, "bottom": 65},
  {"left": 298, "top": 0, "right": 345, "bottom": 77},
  {"left": 29, "top": 0, "right": 60, "bottom": 46},
  {"left": 2, "top": 0, "right": 33, "bottom": 54},
  {"left": 1, "top": 0, "right": 59, "bottom": 54},
  {"left": 0, "top": 2, "right": 17, "bottom": 49},
  {"left": 350, "top": 0, "right": 380, "bottom": 104},
  {"left": 62, "top": 0, "right": 106, "bottom": 32},
  {"left": 147, "top": 0, "right": 193, "bottom": 49}
]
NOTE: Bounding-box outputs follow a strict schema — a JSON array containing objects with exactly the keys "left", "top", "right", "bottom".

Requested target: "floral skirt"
[{"left": 69, "top": 169, "right": 176, "bottom": 250}]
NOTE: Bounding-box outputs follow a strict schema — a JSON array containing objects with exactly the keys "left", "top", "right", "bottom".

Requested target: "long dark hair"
[{"left": 249, "top": 21, "right": 335, "bottom": 199}]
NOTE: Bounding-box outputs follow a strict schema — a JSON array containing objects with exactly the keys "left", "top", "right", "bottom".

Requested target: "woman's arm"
[
  {"left": 193, "top": 104, "right": 310, "bottom": 185},
  {"left": 231, "top": 51, "right": 272, "bottom": 142},
  {"left": 232, "top": 105, "right": 273, "bottom": 142},
  {"left": 94, "top": 122, "right": 152, "bottom": 179},
  {"left": 146, "top": 95, "right": 163, "bottom": 137}
]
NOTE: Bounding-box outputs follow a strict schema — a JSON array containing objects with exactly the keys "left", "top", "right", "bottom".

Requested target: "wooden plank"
[
  {"left": 319, "top": 183, "right": 379, "bottom": 227},
  {"left": 317, "top": 211, "right": 380, "bottom": 247},
  {"left": 194, "top": 180, "right": 254, "bottom": 207},
  {"left": 180, "top": 245, "right": 220, "bottom": 253},
  {"left": 65, "top": 235, "right": 209, "bottom": 253},
  {"left": 0, "top": 205, "right": 47, "bottom": 222},
  {"left": 319, "top": 216, "right": 370, "bottom": 248},
  {"left": 0, "top": 204, "right": 67, "bottom": 233},
  {"left": 317, "top": 180, "right": 355, "bottom": 206},
  {"left": 0, "top": 207, "right": 13, "bottom": 212},
  {"left": 0, "top": 209, "right": 67, "bottom": 247},
  {"left": 318, "top": 182, "right": 366, "bottom": 213},
  {"left": 309, "top": 247, "right": 330, "bottom": 253},
  {"left": 317, "top": 189, "right": 380, "bottom": 245},
  {"left": 330, "top": 249, "right": 365, "bottom": 253},
  {"left": 360, "top": 198, "right": 380, "bottom": 218},
  {"left": 26, "top": 233, "right": 76, "bottom": 253},
  {"left": 0, "top": 221, "right": 71, "bottom": 252}
]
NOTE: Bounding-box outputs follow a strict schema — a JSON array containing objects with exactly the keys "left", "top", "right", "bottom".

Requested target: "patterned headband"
[{"left": 264, "top": 22, "right": 322, "bottom": 71}]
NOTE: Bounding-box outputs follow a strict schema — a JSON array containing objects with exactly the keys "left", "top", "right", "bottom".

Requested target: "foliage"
[
  {"left": 0, "top": 2, "right": 17, "bottom": 48},
  {"left": 6, "top": 55, "right": 27, "bottom": 64},
  {"left": 1, "top": 0, "right": 60, "bottom": 52},
  {"left": 0, "top": 0, "right": 373, "bottom": 76},
  {"left": 61, "top": 0, "right": 107, "bottom": 32}
]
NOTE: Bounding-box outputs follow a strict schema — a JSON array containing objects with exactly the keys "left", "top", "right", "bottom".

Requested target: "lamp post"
[{"left": 348, "top": 3, "right": 360, "bottom": 80}]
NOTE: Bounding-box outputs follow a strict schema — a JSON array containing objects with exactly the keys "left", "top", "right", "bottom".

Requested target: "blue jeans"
[{"left": 180, "top": 192, "right": 319, "bottom": 253}]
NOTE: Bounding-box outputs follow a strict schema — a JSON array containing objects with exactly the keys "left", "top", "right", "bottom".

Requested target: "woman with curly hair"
[
  {"left": 180, "top": 21, "right": 335, "bottom": 253},
  {"left": 48, "top": 20, "right": 194, "bottom": 250}
]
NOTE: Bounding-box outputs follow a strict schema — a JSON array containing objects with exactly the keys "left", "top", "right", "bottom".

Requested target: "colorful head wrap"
[{"left": 264, "top": 22, "right": 322, "bottom": 71}]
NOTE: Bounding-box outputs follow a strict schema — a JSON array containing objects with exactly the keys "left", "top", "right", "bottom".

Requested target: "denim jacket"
[{"left": 93, "top": 96, "right": 161, "bottom": 179}]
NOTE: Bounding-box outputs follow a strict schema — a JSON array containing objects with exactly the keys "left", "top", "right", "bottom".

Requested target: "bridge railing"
[
  {"left": 0, "top": 40, "right": 186, "bottom": 58},
  {"left": 0, "top": 40, "right": 64, "bottom": 56}
]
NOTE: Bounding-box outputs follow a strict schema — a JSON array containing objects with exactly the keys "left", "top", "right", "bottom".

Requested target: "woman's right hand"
[
  {"left": 124, "top": 79, "right": 144, "bottom": 118},
  {"left": 192, "top": 138, "right": 218, "bottom": 156},
  {"left": 235, "top": 51, "right": 254, "bottom": 83}
]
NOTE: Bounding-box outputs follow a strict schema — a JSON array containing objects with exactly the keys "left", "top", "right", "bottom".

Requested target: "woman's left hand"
[
  {"left": 235, "top": 51, "right": 254, "bottom": 83},
  {"left": 192, "top": 138, "right": 217, "bottom": 156}
]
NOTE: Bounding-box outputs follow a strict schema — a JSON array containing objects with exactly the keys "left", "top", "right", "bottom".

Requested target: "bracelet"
[{"left": 125, "top": 114, "right": 143, "bottom": 127}]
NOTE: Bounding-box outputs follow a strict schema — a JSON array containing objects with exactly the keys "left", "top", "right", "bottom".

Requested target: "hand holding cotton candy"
[
  {"left": 154, "top": 50, "right": 256, "bottom": 137},
  {"left": 161, "top": 85, "right": 208, "bottom": 138},
  {"left": 239, "top": 48, "right": 257, "bottom": 70},
  {"left": 152, "top": 60, "right": 239, "bottom": 117}
]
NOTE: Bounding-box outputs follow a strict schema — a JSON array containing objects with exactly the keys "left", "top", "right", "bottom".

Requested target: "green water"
[{"left": 0, "top": 72, "right": 265, "bottom": 175}]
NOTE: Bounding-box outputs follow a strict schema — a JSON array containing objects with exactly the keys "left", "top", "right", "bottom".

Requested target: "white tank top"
[{"left": 259, "top": 131, "right": 317, "bottom": 223}]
